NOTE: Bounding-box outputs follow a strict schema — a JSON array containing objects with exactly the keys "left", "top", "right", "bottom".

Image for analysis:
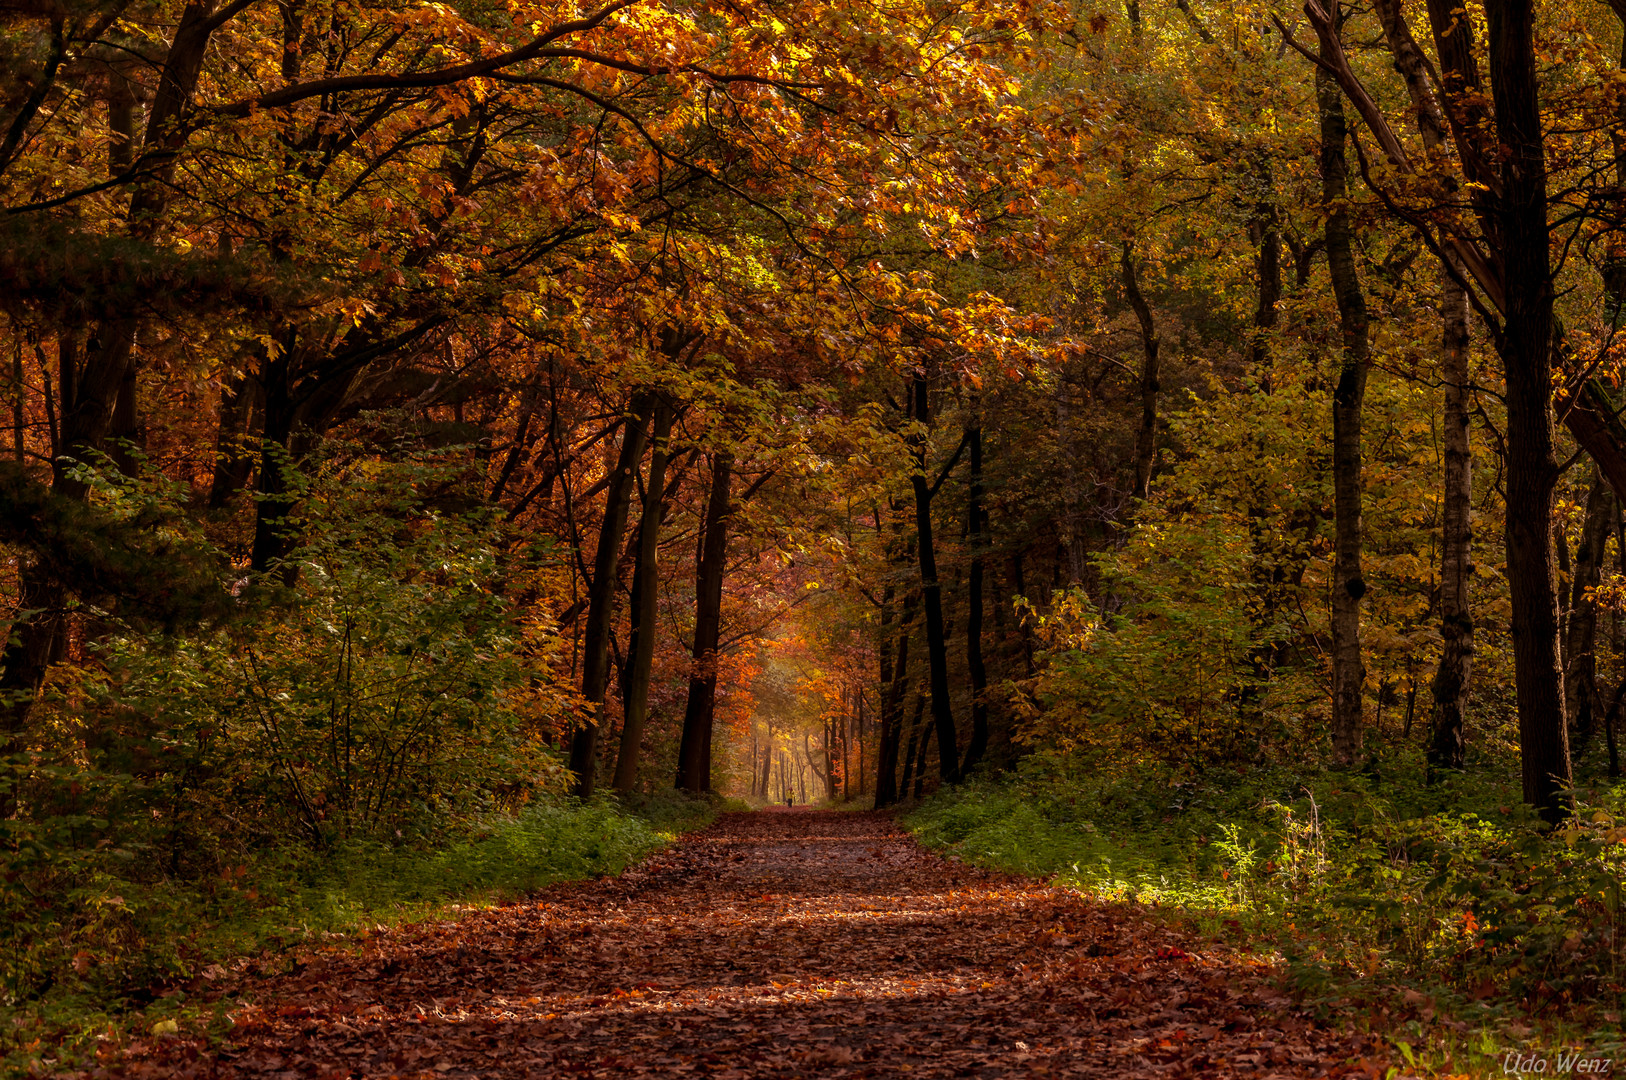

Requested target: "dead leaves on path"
[{"left": 80, "top": 812, "right": 1383, "bottom": 1078}]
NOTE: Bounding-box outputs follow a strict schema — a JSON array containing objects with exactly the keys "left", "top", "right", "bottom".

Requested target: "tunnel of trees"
[{"left": 3, "top": 0, "right": 1626, "bottom": 1051}]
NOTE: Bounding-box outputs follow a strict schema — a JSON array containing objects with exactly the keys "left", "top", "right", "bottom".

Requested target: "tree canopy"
[{"left": 4, "top": 0, "right": 1626, "bottom": 1058}]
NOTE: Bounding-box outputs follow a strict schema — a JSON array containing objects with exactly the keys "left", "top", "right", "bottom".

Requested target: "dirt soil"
[{"left": 89, "top": 810, "right": 1383, "bottom": 1078}]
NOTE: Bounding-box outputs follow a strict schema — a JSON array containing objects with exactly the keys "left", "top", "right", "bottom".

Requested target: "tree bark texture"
[{"left": 1318, "top": 58, "right": 1370, "bottom": 768}]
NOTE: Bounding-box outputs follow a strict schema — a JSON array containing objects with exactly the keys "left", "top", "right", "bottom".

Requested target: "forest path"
[{"left": 112, "top": 811, "right": 1379, "bottom": 1078}]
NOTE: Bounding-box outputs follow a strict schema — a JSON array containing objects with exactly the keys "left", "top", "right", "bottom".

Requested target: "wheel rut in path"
[{"left": 105, "top": 810, "right": 1379, "bottom": 1078}]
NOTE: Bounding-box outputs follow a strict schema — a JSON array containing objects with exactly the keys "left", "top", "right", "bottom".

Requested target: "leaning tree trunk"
[
  {"left": 675, "top": 450, "right": 734, "bottom": 793},
  {"left": 612, "top": 399, "right": 675, "bottom": 792},
  {"left": 568, "top": 394, "right": 653, "bottom": 798},
  {"left": 1486, "top": 0, "right": 1572, "bottom": 823},
  {"left": 1318, "top": 59, "right": 1371, "bottom": 767}
]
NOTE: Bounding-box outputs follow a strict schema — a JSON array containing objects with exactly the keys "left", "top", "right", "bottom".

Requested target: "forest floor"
[{"left": 84, "top": 810, "right": 1387, "bottom": 1079}]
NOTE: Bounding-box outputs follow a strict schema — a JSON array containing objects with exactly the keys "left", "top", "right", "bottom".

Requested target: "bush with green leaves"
[
  {"left": 89, "top": 450, "right": 571, "bottom": 854},
  {"left": 0, "top": 447, "right": 581, "bottom": 1009}
]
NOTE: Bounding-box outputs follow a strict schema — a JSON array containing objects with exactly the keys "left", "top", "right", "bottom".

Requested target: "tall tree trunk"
[
  {"left": 1566, "top": 468, "right": 1613, "bottom": 758},
  {"left": 909, "top": 373, "right": 960, "bottom": 784},
  {"left": 823, "top": 717, "right": 837, "bottom": 799},
  {"left": 962, "top": 425, "right": 991, "bottom": 772},
  {"left": 1367, "top": 0, "right": 1477, "bottom": 774},
  {"left": 798, "top": 733, "right": 809, "bottom": 804},
  {"left": 856, "top": 691, "right": 867, "bottom": 797},
  {"left": 873, "top": 582, "right": 917, "bottom": 807},
  {"left": 612, "top": 399, "right": 674, "bottom": 792},
  {"left": 1319, "top": 57, "right": 1370, "bottom": 767},
  {"left": 1122, "top": 246, "right": 1161, "bottom": 501},
  {"left": 1430, "top": 264, "right": 1476, "bottom": 771},
  {"left": 675, "top": 450, "right": 733, "bottom": 792},
  {"left": 568, "top": 394, "right": 653, "bottom": 798},
  {"left": 1486, "top": 0, "right": 1572, "bottom": 823}
]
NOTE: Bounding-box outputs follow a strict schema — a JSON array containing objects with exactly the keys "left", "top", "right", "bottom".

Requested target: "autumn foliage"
[{"left": 3, "top": 0, "right": 1626, "bottom": 1062}]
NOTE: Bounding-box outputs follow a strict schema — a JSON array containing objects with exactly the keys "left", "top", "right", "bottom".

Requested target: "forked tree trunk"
[
  {"left": 569, "top": 394, "right": 653, "bottom": 797},
  {"left": 612, "top": 399, "right": 675, "bottom": 792},
  {"left": 1318, "top": 57, "right": 1370, "bottom": 767}
]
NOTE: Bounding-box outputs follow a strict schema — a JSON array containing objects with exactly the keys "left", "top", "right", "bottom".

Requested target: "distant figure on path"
[{"left": 785, "top": 797, "right": 793, "bottom": 809}]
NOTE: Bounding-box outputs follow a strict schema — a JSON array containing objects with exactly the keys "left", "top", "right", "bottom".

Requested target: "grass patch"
[
  {"left": 904, "top": 752, "right": 1626, "bottom": 1077},
  {"left": 2, "top": 789, "right": 725, "bottom": 1074}
]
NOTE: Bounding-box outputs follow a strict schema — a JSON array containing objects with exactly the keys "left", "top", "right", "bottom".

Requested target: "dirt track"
[{"left": 92, "top": 810, "right": 1380, "bottom": 1078}]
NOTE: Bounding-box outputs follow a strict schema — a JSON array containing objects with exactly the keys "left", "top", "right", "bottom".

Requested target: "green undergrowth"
[
  {"left": 904, "top": 752, "right": 1626, "bottom": 1077},
  {"left": 2, "top": 789, "right": 727, "bottom": 1074}
]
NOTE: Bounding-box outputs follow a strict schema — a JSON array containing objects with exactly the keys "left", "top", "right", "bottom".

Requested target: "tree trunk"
[
  {"left": 913, "top": 718, "right": 934, "bottom": 799},
  {"left": 1319, "top": 58, "right": 1370, "bottom": 768},
  {"left": 612, "top": 399, "right": 674, "bottom": 792},
  {"left": 909, "top": 373, "right": 960, "bottom": 784},
  {"left": 1249, "top": 192, "right": 1281, "bottom": 380},
  {"left": 873, "top": 510, "right": 918, "bottom": 807},
  {"left": 897, "top": 689, "right": 925, "bottom": 802},
  {"left": 962, "top": 425, "right": 991, "bottom": 772},
  {"left": 1566, "top": 469, "right": 1613, "bottom": 758},
  {"left": 250, "top": 343, "right": 297, "bottom": 573},
  {"left": 1486, "top": 0, "right": 1572, "bottom": 823},
  {"left": 856, "top": 690, "right": 867, "bottom": 797},
  {"left": 568, "top": 394, "right": 653, "bottom": 798},
  {"left": 208, "top": 358, "right": 262, "bottom": 508},
  {"left": 1430, "top": 263, "right": 1476, "bottom": 772},
  {"left": 1366, "top": 0, "right": 1476, "bottom": 775},
  {"left": 1122, "top": 246, "right": 1161, "bottom": 501},
  {"left": 675, "top": 450, "right": 734, "bottom": 792}
]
